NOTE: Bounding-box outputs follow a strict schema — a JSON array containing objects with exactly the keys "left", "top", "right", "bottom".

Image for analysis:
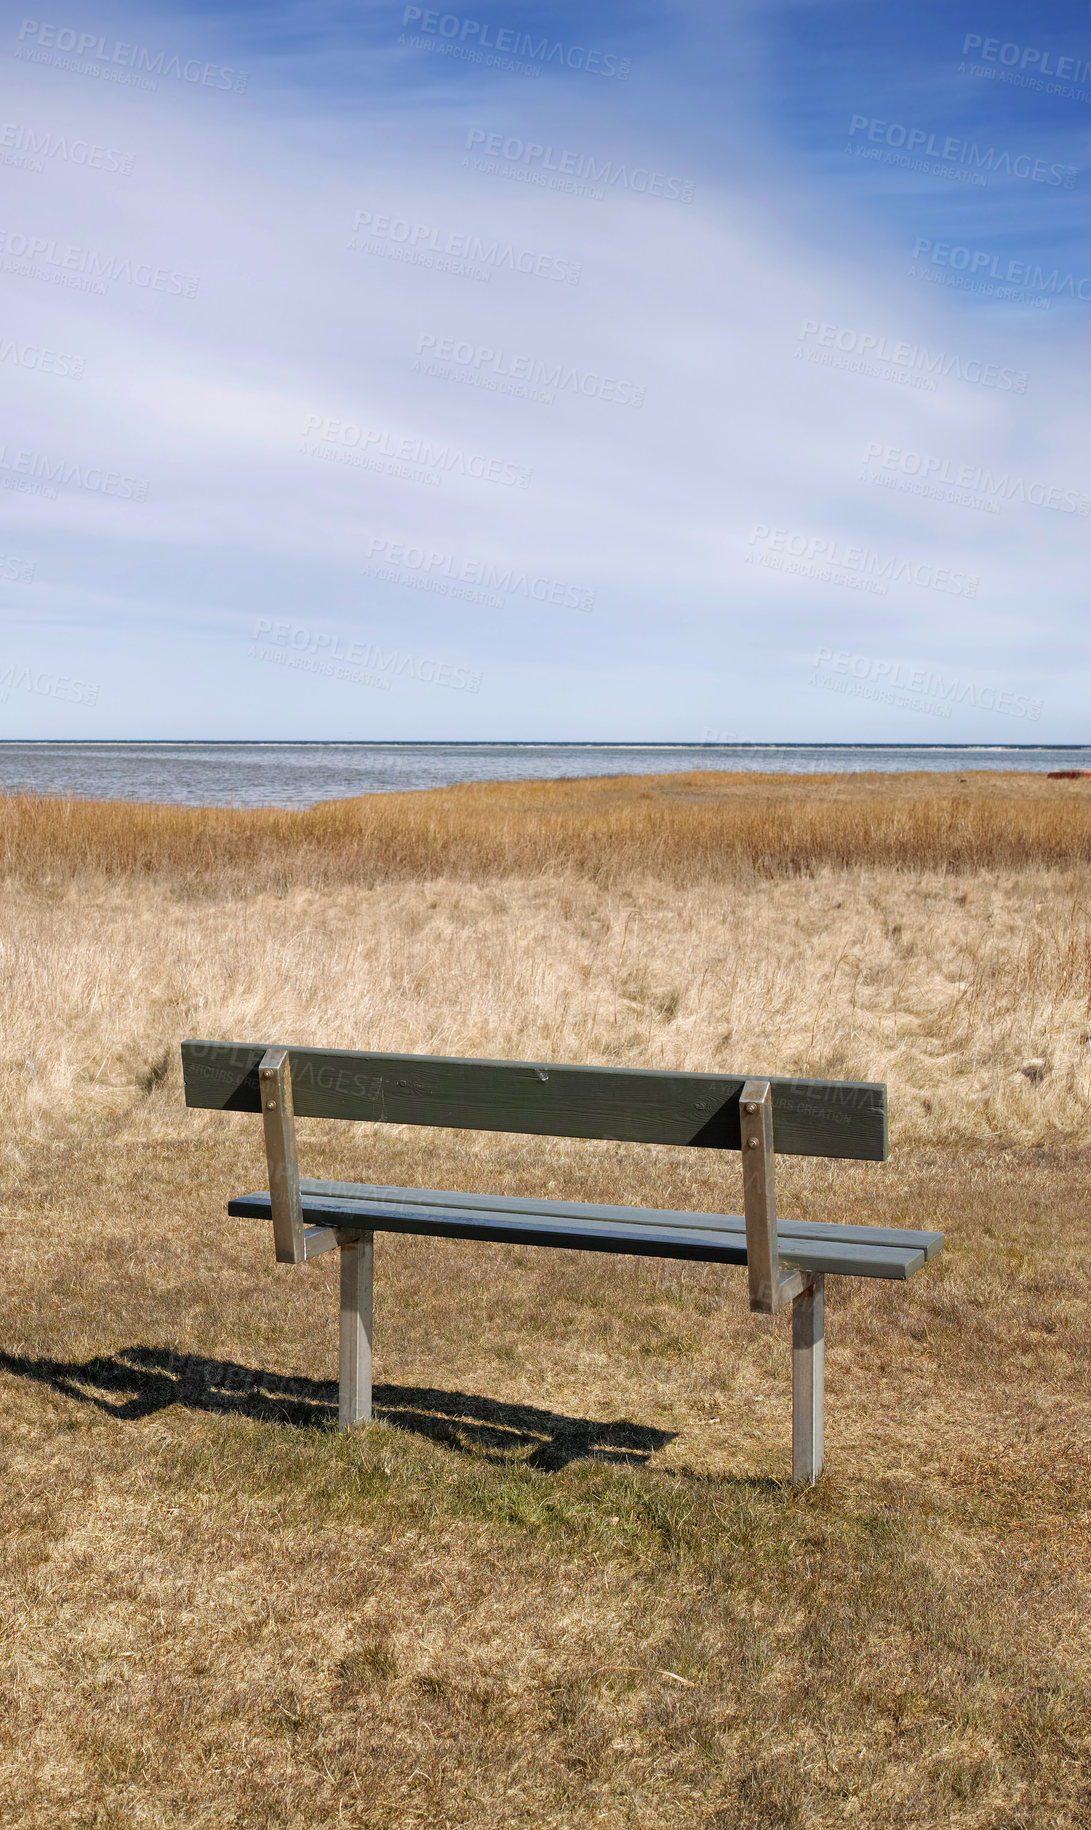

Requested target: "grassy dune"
[{"left": 1, "top": 773, "right": 1089, "bottom": 1827}]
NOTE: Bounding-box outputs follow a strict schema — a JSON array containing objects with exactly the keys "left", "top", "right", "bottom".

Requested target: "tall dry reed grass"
[{"left": 3, "top": 770, "right": 1091, "bottom": 889}]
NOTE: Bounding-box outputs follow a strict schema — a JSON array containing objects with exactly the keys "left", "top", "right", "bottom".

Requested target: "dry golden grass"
[
  {"left": 1, "top": 774, "right": 1090, "bottom": 1828},
  {"left": 3, "top": 767, "right": 1091, "bottom": 888}
]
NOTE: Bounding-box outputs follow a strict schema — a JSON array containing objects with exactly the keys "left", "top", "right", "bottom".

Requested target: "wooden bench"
[{"left": 181, "top": 1041, "right": 943, "bottom": 1483}]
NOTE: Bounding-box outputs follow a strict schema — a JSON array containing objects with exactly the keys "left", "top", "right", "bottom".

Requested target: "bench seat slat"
[
  {"left": 296, "top": 1179, "right": 945, "bottom": 1259},
  {"left": 227, "top": 1185, "right": 940, "bottom": 1280}
]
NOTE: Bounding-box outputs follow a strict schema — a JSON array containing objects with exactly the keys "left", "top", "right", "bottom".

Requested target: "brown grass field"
[{"left": 1, "top": 770, "right": 1089, "bottom": 1828}]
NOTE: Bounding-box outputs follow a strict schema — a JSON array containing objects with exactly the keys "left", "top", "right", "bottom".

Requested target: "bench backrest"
[{"left": 181, "top": 1041, "right": 888, "bottom": 1161}]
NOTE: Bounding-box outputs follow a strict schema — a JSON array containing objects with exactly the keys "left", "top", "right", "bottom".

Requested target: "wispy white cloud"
[{"left": 0, "top": 0, "right": 1085, "bottom": 738}]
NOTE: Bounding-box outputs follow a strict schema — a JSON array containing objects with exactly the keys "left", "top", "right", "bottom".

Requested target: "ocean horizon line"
[{"left": 2, "top": 740, "right": 1088, "bottom": 751}]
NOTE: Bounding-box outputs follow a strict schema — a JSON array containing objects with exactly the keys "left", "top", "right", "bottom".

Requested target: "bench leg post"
[
  {"left": 338, "top": 1231, "right": 373, "bottom": 1431},
  {"left": 791, "top": 1274, "right": 824, "bottom": 1485}
]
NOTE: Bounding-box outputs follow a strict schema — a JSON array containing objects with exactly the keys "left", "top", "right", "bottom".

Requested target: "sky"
[{"left": 0, "top": 0, "right": 1088, "bottom": 740}]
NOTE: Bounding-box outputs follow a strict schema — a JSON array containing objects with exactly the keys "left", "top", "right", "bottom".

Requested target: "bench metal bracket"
[
  {"left": 259, "top": 1047, "right": 306, "bottom": 1264},
  {"left": 257, "top": 1047, "right": 373, "bottom": 1428},
  {"left": 739, "top": 1078, "right": 801, "bottom": 1314},
  {"left": 301, "top": 1225, "right": 339, "bottom": 1259},
  {"left": 740, "top": 1078, "right": 824, "bottom": 1483}
]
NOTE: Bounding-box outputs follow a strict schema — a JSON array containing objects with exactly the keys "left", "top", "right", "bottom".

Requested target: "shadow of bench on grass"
[{"left": 0, "top": 1345, "right": 675, "bottom": 1471}]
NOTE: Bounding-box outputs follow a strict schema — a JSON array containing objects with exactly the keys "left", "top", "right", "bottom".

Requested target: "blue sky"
[{"left": 1, "top": 0, "right": 1088, "bottom": 739}]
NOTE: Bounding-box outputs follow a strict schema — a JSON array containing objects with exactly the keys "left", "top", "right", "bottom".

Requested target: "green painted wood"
[
  {"left": 183, "top": 1041, "right": 888, "bottom": 1161},
  {"left": 297, "top": 1180, "right": 945, "bottom": 1260},
  {"left": 227, "top": 1187, "right": 929, "bottom": 1279}
]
